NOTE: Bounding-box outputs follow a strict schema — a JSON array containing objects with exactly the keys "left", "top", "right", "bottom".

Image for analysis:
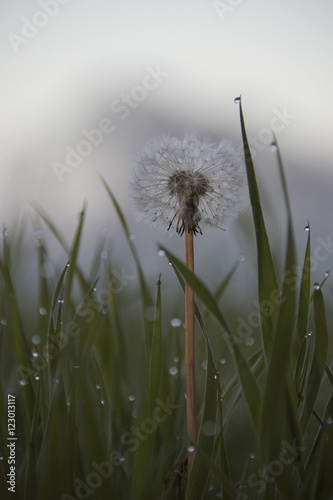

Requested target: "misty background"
[{"left": 1, "top": 0, "right": 332, "bottom": 305}]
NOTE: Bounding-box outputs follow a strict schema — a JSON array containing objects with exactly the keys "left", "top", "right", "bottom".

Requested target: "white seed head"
[{"left": 130, "top": 133, "right": 248, "bottom": 235}]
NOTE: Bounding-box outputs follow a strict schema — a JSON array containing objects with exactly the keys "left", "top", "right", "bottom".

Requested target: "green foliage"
[{"left": 0, "top": 104, "right": 332, "bottom": 500}]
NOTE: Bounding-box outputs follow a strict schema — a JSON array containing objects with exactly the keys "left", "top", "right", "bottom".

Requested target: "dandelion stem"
[{"left": 185, "top": 225, "right": 197, "bottom": 474}]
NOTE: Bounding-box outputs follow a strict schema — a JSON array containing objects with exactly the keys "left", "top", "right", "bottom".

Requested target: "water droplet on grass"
[
  {"left": 326, "top": 417, "right": 333, "bottom": 425},
  {"left": 34, "top": 375, "right": 40, "bottom": 381},
  {"left": 73, "top": 365, "right": 80, "bottom": 369},
  {"left": 324, "top": 270, "right": 330, "bottom": 278},
  {"left": 314, "top": 283, "right": 320, "bottom": 291},
  {"left": 100, "top": 399, "right": 105, "bottom": 405},
  {"left": 270, "top": 142, "right": 277, "bottom": 152},
  {"left": 96, "top": 384, "right": 101, "bottom": 389},
  {"left": 170, "top": 318, "right": 182, "bottom": 327},
  {"left": 119, "top": 456, "right": 125, "bottom": 463},
  {"left": 157, "top": 249, "right": 165, "bottom": 257},
  {"left": 173, "top": 356, "right": 179, "bottom": 363},
  {"left": 39, "top": 307, "right": 47, "bottom": 316},
  {"left": 304, "top": 225, "right": 310, "bottom": 232},
  {"left": 58, "top": 298, "right": 64, "bottom": 304},
  {"left": 32, "top": 335, "right": 41, "bottom": 345},
  {"left": 100, "top": 250, "right": 108, "bottom": 260},
  {"left": 245, "top": 337, "right": 254, "bottom": 346},
  {"left": 19, "top": 380, "right": 28, "bottom": 386},
  {"left": 169, "top": 366, "right": 178, "bottom": 376},
  {"left": 234, "top": 96, "right": 241, "bottom": 104},
  {"left": 128, "top": 395, "right": 135, "bottom": 402},
  {"left": 249, "top": 453, "right": 255, "bottom": 459},
  {"left": 308, "top": 331, "right": 313, "bottom": 337},
  {"left": 202, "top": 360, "right": 208, "bottom": 370},
  {"left": 129, "top": 234, "right": 135, "bottom": 241},
  {"left": 1, "top": 319, "right": 7, "bottom": 326},
  {"left": 187, "top": 445, "right": 195, "bottom": 452},
  {"left": 168, "top": 261, "right": 173, "bottom": 266},
  {"left": 220, "top": 358, "right": 226, "bottom": 365},
  {"left": 238, "top": 254, "right": 245, "bottom": 262},
  {"left": 32, "top": 351, "right": 38, "bottom": 358}
]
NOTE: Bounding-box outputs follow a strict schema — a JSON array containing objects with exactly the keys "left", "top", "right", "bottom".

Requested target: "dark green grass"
[{"left": 0, "top": 102, "right": 332, "bottom": 499}]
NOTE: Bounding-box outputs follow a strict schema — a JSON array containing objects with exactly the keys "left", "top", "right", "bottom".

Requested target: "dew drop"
[
  {"left": 1, "top": 319, "right": 7, "bottom": 326},
  {"left": 128, "top": 394, "right": 135, "bottom": 402},
  {"left": 73, "top": 365, "right": 80, "bottom": 369},
  {"left": 119, "top": 456, "right": 126, "bottom": 463},
  {"left": 270, "top": 142, "right": 277, "bottom": 152},
  {"left": 77, "top": 212, "right": 84, "bottom": 221},
  {"left": 102, "top": 308, "right": 108, "bottom": 315},
  {"left": 129, "top": 234, "right": 135, "bottom": 241},
  {"left": 4, "top": 229, "right": 10, "bottom": 237},
  {"left": 249, "top": 452, "right": 255, "bottom": 459},
  {"left": 96, "top": 383, "right": 101, "bottom": 389},
  {"left": 313, "top": 282, "right": 320, "bottom": 291},
  {"left": 304, "top": 334, "right": 308, "bottom": 339},
  {"left": 169, "top": 366, "right": 178, "bottom": 376},
  {"left": 245, "top": 337, "right": 254, "bottom": 346},
  {"left": 0, "top": 456, "right": 3, "bottom": 461},
  {"left": 324, "top": 270, "right": 331, "bottom": 278},
  {"left": 100, "top": 250, "right": 108, "bottom": 260},
  {"left": 170, "top": 318, "right": 182, "bottom": 327},
  {"left": 187, "top": 445, "right": 195, "bottom": 453},
  {"left": 32, "top": 350, "right": 38, "bottom": 358},
  {"left": 54, "top": 378, "right": 60, "bottom": 384},
  {"left": 58, "top": 298, "right": 64, "bottom": 304},
  {"left": 66, "top": 262, "right": 70, "bottom": 268},
  {"left": 238, "top": 254, "right": 245, "bottom": 262},
  {"left": 34, "top": 375, "right": 40, "bottom": 381},
  {"left": 39, "top": 307, "right": 47, "bottom": 316},
  {"left": 132, "top": 409, "right": 138, "bottom": 419},
  {"left": 220, "top": 358, "right": 226, "bottom": 365},
  {"left": 304, "top": 226, "right": 310, "bottom": 232},
  {"left": 326, "top": 417, "right": 333, "bottom": 425},
  {"left": 67, "top": 400, "right": 71, "bottom": 407},
  {"left": 168, "top": 261, "right": 173, "bottom": 266},
  {"left": 100, "top": 399, "right": 105, "bottom": 405},
  {"left": 308, "top": 331, "right": 313, "bottom": 337},
  {"left": 173, "top": 356, "right": 179, "bottom": 363},
  {"left": 157, "top": 249, "right": 165, "bottom": 257},
  {"left": 202, "top": 360, "right": 208, "bottom": 370},
  {"left": 93, "top": 287, "right": 97, "bottom": 292},
  {"left": 234, "top": 96, "right": 241, "bottom": 104},
  {"left": 19, "top": 380, "right": 28, "bottom": 386},
  {"left": 32, "top": 335, "right": 41, "bottom": 345}
]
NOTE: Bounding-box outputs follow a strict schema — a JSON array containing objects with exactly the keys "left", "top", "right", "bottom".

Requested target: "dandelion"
[
  {"left": 130, "top": 132, "right": 247, "bottom": 474},
  {"left": 130, "top": 133, "right": 247, "bottom": 236}
]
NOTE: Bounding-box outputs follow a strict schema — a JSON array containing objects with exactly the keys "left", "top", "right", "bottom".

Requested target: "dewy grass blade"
[
  {"left": 294, "top": 225, "right": 311, "bottom": 372},
  {"left": 160, "top": 245, "right": 261, "bottom": 431},
  {"left": 300, "top": 287, "right": 329, "bottom": 433},
  {"left": 238, "top": 98, "right": 278, "bottom": 363},
  {"left": 260, "top": 136, "right": 299, "bottom": 467}
]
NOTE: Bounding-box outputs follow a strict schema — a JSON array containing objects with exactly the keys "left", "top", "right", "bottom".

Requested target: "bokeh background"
[{"left": 1, "top": 0, "right": 332, "bottom": 297}]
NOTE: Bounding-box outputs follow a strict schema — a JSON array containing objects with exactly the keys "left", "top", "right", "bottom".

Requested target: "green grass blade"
[
  {"left": 65, "top": 202, "right": 86, "bottom": 299},
  {"left": 148, "top": 275, "right": 163, "bottom": 415},
  {"left": 300, "top": 287, "right": 329, "bottom": 432},
  {"left": 239, "top": 98, "right": 279, "bottom": 362},
  {"left": 100, "top": 175, "right": 153, "bottom": 341},
  {"left": 294, "top": 226, "right": 311, "bottom": 372},
  {"left": 160, "top": 245, "right": 261, "bottom": 430}
]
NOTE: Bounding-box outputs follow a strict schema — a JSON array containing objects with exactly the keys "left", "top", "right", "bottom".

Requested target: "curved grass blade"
[
  {"left": 239, "top": 97, "right": 278, "bottom": 362},
  {"left": 293, "top": 225, "right": 311, "bottom": 372},
  {"left": 99, "top": 175, "right": 153, "bottom": 343},
  {"left": 65, "top": 202, "right": 86, "bottom": 300},
  {"left": 160, "top": 245, "right": 261, "bottom": 431}
]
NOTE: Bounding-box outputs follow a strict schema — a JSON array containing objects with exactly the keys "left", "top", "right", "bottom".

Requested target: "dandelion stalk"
[
  {"left": 184, "top": 225, "right": 197, "bottom": 472},
  {"left": 130, "top": 132, "right": 247, "bottom": 479}
]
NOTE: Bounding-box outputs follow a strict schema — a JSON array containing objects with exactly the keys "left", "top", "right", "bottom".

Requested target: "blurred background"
[{"left": 1, "top": 0, "right": 332, "bottom": 299}]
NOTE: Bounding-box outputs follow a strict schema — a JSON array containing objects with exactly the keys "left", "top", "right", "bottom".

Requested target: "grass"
[{"left": 0, "top": 100, "right": 332, "bottom": 500}]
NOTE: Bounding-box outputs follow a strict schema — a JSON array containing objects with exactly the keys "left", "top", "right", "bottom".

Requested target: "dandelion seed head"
[{"left": 130, "top": 133, "right": 248, "bottom": 235}]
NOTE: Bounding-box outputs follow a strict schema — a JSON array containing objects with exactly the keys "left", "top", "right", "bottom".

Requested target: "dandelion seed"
[{"left": 130, "top": 134, "right": 247, "bottom": 236}]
